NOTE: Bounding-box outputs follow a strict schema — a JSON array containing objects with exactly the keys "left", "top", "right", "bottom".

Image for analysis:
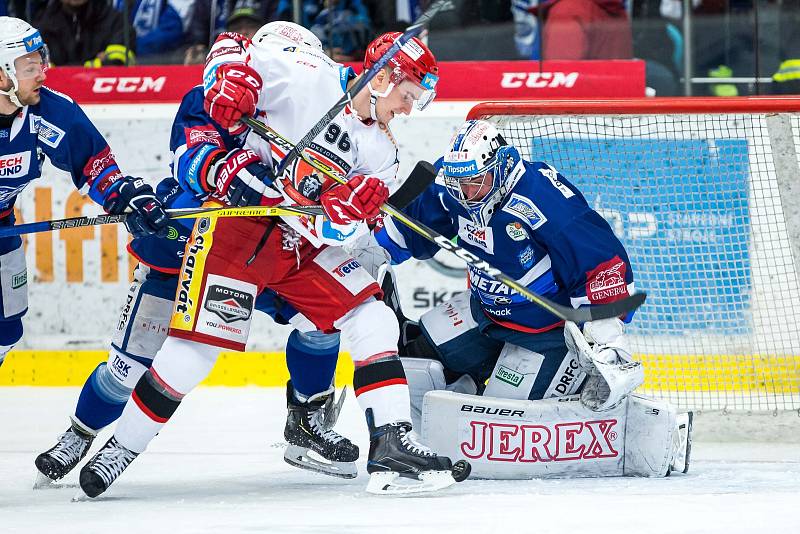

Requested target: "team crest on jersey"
[
  {"left": 505, "top": 221, "right": 528, "bottom": 241},
  {"left": 0, "top": 151, "right": 31, "bottom": 178},
  {"left": 298, "top": 173, "right": 323, "bottom": 201},
  {"left": 518, "top": 246, "right": 535, "bottom": 269},
  {"left": 34, "top": 117, "right": 65, "bottom": 148},
  {"left": 501, "top": 194, "right": 547, "bottom": 232},
  {"left": 458, "top": 216, "right": 494, "bottom": 254},
  {"left": 186, "top": 126, "right": 222, "bottom": 148},
  {"left": 586, "top": 256, "right": 628, "bottom": 304}
]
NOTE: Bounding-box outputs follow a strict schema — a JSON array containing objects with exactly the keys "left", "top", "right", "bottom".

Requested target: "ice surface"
[{"left": 1, "top": 387, "right": 798, "bottom": 534}]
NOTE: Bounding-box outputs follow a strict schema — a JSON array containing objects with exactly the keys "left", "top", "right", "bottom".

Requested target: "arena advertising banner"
[
  {"left": 42, "top": 61, "right": 645, "bottom": 104},
  {"left": 528, "top": 137, "right": 751, "bottom": 336}
]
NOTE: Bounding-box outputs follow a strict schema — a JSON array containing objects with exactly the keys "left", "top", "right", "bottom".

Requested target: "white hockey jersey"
[{"left": 204, "top": 34, "right": 400, "bottom": 247}]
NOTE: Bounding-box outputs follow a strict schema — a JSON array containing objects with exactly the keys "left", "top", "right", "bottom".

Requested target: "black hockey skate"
[
  {"left": 366, "top": 414, "right": 470, "bottom": 495},
  {"left": 76, "top": 437, "right": 138, "bottom": 499},
  {"left": 34, "top": 421, "right": 96, "bottom": 488},
  {"left": 283, "top": 382, "right": 359, "bottom": 479}
]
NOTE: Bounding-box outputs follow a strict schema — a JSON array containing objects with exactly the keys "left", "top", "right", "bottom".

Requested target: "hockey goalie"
[{"left": 372, "top": 119, "right": 693, "bottom": 480}]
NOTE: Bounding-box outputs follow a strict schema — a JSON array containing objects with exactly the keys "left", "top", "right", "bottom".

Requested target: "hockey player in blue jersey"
[
  {"left": 377, "top": 119, "right": 692, "bottom": 478},
  {"left": 378, "top": 118, "right": 638, "bottom": 407},
  {"left": 33, "top": 23, "right": 359, "bottom": 488},
  {"left": 0, "top": 17, "right": 169, "bottom": 369}
]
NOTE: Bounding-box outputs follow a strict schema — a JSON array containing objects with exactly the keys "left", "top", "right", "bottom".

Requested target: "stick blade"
[{"left": 388, "top": 161, "right": 437, "bottom": 209}]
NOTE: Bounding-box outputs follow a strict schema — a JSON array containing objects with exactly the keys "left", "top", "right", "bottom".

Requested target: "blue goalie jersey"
[
  {"left": 0, "top": 87, "right": 125, "bottom": 219},
  {"left": 377, "top": 158, "right": 636, "bottom": 332}
]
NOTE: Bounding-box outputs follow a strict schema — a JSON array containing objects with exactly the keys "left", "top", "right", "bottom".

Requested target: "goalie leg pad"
[
  {"left": 401, "top": 357, "right": 447, "bottom": 429},
  {"left": 421, "top": 391, "right": 690, "bottom": 479}
]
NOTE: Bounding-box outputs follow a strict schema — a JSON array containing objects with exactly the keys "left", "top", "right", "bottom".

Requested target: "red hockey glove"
[
  {"left": 204, "top": 63, "right": 262, "bottom": 129},
  {"left": 320, "top": 175, "right": 388, "bottom": 225},
  {"left": 212, "top": 148, "right": 282, "bottom": 207}
]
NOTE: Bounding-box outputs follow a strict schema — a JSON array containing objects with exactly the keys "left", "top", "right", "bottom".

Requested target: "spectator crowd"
[{"left": 0, "top": 0, "right": 797, "bottom": 95}]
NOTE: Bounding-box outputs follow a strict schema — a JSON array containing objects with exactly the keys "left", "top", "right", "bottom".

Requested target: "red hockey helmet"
[{"left": 363, "top": 32, "right": 439, "bottom": 110}]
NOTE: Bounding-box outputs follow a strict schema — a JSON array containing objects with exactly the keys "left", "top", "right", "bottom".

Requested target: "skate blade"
[
  {"left": 365, "top": 470, "right": 456, "bottom": 496},
  {"left": 33, "top": 471, "right": 78, "bottom": 490},
  {"left": 71, "top": 489, "right": 93, "bottom": 502},
  {"left": 284, "top": 445, "right": 358, "bottom": 479}
]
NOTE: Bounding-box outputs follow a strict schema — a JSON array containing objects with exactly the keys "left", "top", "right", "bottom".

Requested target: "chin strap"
[
  {"left": 366, "top": 80, "right": 396, "bottom": 121},
  {"left": 0, "top": 72, "right": 23, "bottom": 108}
]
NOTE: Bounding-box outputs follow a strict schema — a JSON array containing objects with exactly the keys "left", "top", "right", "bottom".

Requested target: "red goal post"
[{"left": 468, "top": 97, "right": 800, "bottom": 412}]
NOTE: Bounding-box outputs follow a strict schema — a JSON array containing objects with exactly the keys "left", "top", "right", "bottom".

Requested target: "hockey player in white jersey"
[
  {"left": 377, "top": 120, "right": 692, "bottom": 479},
  {"left": 77, "top": 28, "right": 469, "bottom": 498},
  {"left": 34, "top": 23, "right": 359, "bottom": 486}
]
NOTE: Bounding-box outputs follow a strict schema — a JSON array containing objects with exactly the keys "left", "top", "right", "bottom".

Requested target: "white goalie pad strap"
[
  {"left": 0, "top": 243, "right": 28, "bottom": 318},
  {"left": 564, "top": 321, "right": 643, "bottom": 411},
  {"left": 401, "top": 357, "right": 447, "bottom": 429},
  {"left": 421, "top": 391, "right": 626, "bottom": 479},
  {"left": 418, "top": 290, "right": 478, "bottom": 347},
  {"left": 483, "top": 344, "right": 544, "bottom": 400},
  {"left": 421, "top": 391, "right": 679, "bottom": 479},
  {"left": 623, "top": 394, "right": 677, "bottom": 477}
]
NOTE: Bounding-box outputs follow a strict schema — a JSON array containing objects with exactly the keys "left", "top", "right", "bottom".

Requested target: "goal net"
[{"left": 468, "top": 98, "right": 800, "bottom": 412}]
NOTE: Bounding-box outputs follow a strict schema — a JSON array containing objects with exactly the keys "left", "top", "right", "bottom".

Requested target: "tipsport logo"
[{"left": 24, "top": 32, "right": 43, "bottom": 52}]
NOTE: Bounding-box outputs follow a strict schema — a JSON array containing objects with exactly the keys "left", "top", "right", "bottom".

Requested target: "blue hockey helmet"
[{"left": 442, "top": 120, "right": 522, "bottom": 227}]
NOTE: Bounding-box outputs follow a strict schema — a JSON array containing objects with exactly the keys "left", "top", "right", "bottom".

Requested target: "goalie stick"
[{"left": 246, "top": 122, "right": 647, "bottom": 323}]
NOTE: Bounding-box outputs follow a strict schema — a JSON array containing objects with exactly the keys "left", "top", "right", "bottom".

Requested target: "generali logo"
[
  {"left": 92, "top": 76, "right": 167, "bottom": 93},
  {"left": 500, "top": 72, "right": 579, "bottom": 89},
  {"left": 460, "top": 419, "right": 619, "bottom": 462}
]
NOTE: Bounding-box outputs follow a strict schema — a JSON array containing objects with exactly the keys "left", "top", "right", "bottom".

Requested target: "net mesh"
[{"left": 477, "top": 106, "right": 800, "bottom": 412}]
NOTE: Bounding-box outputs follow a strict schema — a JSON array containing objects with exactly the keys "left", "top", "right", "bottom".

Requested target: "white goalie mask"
[
  {"left": 252, "top": 21, "right": 323, "bottom": 51},
  {"left": 0, "top": 17, "right": 49, "bottom": 108},
  {"left": 442, "top": 120, "right": 524, "bottom": 227}
]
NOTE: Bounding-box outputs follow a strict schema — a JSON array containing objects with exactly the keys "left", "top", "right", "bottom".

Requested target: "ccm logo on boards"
[{"left": 92, "top": 77, "right": 167, "bottom": 93}]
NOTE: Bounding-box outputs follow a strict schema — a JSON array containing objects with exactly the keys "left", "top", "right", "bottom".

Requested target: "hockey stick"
[
  {"left": 245, "top": 122, "right": 647, "bottom": 323},
  {"left": 0, "top": 205, "right": 323, "bottom": 238},
  {"left": 247, "top": 0, "right": 454, "bottom": 176}
]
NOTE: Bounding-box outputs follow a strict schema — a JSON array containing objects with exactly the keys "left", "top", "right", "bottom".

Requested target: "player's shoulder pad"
[{"left": 39, "top": 86, "right": 74, "bottom": 105}]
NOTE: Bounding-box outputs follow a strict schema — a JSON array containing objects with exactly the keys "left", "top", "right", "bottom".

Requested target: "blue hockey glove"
[{"left": 103, "top": 177, "right": 169, "bottom": 238}]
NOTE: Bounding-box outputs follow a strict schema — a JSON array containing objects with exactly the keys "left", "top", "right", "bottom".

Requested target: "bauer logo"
[
  {"left": 495, "top": 365, "right": 524, "bottom": 387},
  {"left": 204, "top": 285, "right": 254, "bottom": 323},
  {"left": 0, "top": 151, "right": 31, "bottom": 179},
  {"left": 460, "top": 419, "right": 619, "bottom": 462},
  {"left": 502, "top": 194, "right": 547, "bottom": 231}
]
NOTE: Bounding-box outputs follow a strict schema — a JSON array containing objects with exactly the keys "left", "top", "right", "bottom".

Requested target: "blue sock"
[
  {"left": 0, "top": 318, "right": 23, "bottom": 346},
  {"left": 285, "top": 330, "right": 340, "bottom": 400},
  {"left": 74, "top": 363, "right": 131, "bottom": 431}
]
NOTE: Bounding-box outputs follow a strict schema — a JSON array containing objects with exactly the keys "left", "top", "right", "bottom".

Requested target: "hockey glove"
[
  {"left": 103, "top": 177, "right": 169, "bottom": 238},
  {"left": 211, "top": 148, "right": 282, "bottom": 207},
  {"left": 204, "top": 63, "right": 262, "bottom": 130},
  {"left": 320, "top": 175, "right": 388, "bottom": 225}
]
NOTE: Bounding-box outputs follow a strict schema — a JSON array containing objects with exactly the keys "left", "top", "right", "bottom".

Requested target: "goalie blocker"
[{"left": 419, "top": 390, "right": 692, "bottom": 479}]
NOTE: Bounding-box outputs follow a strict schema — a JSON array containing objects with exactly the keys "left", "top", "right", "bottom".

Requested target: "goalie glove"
[
  {"left": 210, "top": 148, "right": 282, "bottom": 207},
  {"left": 103, "top": 177, "right": 169, "bottom": 238},
  {"left": 204, "top": 62, "right": 262, "bottom": 131},
  {"left": 564, "top": 319, "right": 643, "bottom": 411},
  {"left": 320, "top": 175, "right": 388, "bottom": 225}
]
